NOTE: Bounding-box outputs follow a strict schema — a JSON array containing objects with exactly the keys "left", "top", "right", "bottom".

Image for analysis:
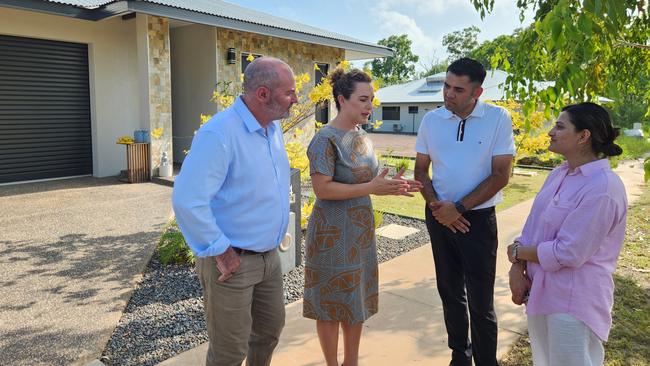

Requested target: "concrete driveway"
[{"left": 0, "top": 177, "right": 172, "bottom": 366}]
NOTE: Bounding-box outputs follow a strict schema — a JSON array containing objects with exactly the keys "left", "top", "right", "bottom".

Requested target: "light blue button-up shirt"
[{"left": 172, "top": 96, "right": 290, "bottom": 257}]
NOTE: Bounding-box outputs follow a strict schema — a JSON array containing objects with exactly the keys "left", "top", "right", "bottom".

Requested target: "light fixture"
[{"left": 227, "top": 48, "right": 236, "bottom": 64}]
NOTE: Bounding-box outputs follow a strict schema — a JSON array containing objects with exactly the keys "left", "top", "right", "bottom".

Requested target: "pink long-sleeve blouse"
[{"left": 517, "top": 159, "right": 627, "bottom": 341}]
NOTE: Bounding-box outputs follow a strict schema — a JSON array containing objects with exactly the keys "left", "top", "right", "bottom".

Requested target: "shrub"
[
  {"left": 301, "top": 198, "right": 314, "bottom": 229},
  {"left": 394, "top": 158, "right": 411, "bottom": 173},
  {"left": 374, "top": 210, "right": 384, "bottom": 229},
  {"left": 158, "top": 219, "right": 195, "bottom": 265},
  {"left": 516, "top": 155, "right": 563, "bottom": 168}
]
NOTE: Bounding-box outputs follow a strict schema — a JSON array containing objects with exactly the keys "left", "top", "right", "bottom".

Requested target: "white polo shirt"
[{"left": 415, "top": 101, "right": 515, "bottom": 209}]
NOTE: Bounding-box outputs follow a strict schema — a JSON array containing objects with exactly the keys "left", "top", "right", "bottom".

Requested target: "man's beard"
[{"left": 266, "top": 98, "right": 290, "bottom": 120}]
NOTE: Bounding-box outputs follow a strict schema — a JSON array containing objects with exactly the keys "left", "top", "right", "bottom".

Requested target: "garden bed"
[{"left": 101, "top": 213, "right": 430, "bottom": 366}]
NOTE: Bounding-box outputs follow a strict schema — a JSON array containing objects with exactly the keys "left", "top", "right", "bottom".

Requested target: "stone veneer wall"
[
  {"left": 216, "top": 28, "right": 345, "bottom": 145},
  {"left": 147, "top": 16, "right": 172, "bottom": 169}
]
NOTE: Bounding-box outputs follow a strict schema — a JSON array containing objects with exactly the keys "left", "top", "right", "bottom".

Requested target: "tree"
[
  {"left": 469, "top": 31, "right": 520, "bottom": 70},
  {"left": 442, "top": 26, "right": 481, "bottom": 61},
  {"left": 608, "top": 76, "right": 650, "bottom": 128},
  {"left": 470, "top": 0, "right": 650, "bottom": 121},
  {"left": 418, "top": 51, "right": 449, "bottom": 78},
  {"left": 366, "top": 34, "right": 419, "bottom": 85},
  {"left": 489, "top": 100, "right": 557, "bottom": 165},
  {"left": 418, "top": 60, "right": 449, "bottom": 78}
]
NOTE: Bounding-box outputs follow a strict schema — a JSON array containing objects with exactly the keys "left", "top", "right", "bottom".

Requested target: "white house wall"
[
  {"left": 371, "top": 103, "right": 441, "bottom": 134},
  {"left": 170, "top": 24, "right": 217, "bottom": 163},
  {"left": 0, "top": 7, "right": 141, "bottom": 177}
]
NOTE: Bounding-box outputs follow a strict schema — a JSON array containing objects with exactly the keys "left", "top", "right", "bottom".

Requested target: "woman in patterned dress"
[{"left": 303, "top": 68, "right": 422, "bottom": 366}]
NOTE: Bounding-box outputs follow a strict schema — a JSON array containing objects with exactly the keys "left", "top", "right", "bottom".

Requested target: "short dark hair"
[
  {"left": 561, "top": 102, "right": 622, "bottom": 157},
  {"left": 447, "top": 57, "right": 486, "bottom": 85},
  {"left": 329, "top": 68, "right": 372, "bottom": 111}
]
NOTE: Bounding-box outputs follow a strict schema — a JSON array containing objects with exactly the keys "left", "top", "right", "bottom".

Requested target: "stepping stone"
[
  {"left": 513, "top": 168, "right": 538, "bottom": 177},
  {"left": 85, "top": 360, "right": 106, "bottom": 366},
  {"left": 376, "top": 223, "right": 420, "bottom": 240}
]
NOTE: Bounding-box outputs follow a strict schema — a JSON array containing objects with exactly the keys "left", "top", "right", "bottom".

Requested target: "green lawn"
[
  {"left": 610, "top": 136, "right": 650, "bottom": 169},
  {"left": 381, "top": 156, "right": 415, "bottom": 171},
  {"left": 617, "top": 135, "right": 650, "bottom": 160},
  {"left": 371, "top": 168, "right": 550, "bottom": 219},
  {"left": 501, "top": 183, "right": 650, "bottom": 366}
]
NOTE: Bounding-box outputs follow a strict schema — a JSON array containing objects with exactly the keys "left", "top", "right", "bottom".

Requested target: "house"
[
  {"left": 371, "top": 70, "right": 548, "bottom": 134},
  {"left": 0, "top": 0, "right": 391, "bottom": 184}
]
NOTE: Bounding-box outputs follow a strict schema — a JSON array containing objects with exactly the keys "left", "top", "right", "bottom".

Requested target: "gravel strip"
[{"left": 101, "top": 213, "right": 430, "bottom": 366}]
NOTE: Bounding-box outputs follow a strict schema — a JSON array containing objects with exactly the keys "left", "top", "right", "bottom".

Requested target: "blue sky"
[{"left": 227, "top": 0, "right": 534, "bottom": 70}]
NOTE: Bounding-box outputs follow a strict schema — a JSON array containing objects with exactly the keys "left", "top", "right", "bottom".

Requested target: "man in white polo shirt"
[{"left": 414, "top": 58, "right": 515, "bottom": 366}]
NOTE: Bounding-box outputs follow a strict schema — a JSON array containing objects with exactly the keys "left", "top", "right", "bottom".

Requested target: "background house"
[
  {"left": 370, "top": 70, "right": 539, "bottom": 134},
  {"left": 0, "top": 0, "right": 391, "bottom": 184}
]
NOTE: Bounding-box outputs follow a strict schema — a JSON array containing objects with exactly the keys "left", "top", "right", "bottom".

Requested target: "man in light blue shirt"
[{"left": 172, "top": 57, "right": 297, "bottom": 366}]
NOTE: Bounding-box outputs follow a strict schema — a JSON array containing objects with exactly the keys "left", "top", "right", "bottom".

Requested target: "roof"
[
  {"left": 41, "top": 0, "right": 113, "bottom": 6},
  {"left": 145, "top": 0, "right": 378, "bottom": 48},
  {"left": 15, "top": 0, "right": 392, "bottom": 59},
  {"left": 376, "top": 70, "right": 553, "bottom": 104}
]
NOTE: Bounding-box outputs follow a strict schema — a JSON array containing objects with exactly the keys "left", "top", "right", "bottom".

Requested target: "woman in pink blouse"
[{"left": 506, "top": 102, "right": 627, "bottom": 366}]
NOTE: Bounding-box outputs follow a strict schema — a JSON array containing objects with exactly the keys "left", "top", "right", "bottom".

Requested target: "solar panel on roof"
[{"left": 416, "top": 81, "right": 443, "bottom": 93}]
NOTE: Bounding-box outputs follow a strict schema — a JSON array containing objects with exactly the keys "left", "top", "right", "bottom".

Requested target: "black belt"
[
  {"left": 466, "top": 206, "right": 495, "bottom": 214},
  {"left": 232, "top": 247, "right": 268, "bottom": 255}
]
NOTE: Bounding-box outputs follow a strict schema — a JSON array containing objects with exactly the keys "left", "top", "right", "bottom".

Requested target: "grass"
[
  {"left": 381, "top": 156, "right": 415, "bottom": 171},
  {"left": 610, "top": 136, "right": 650, "bottom": 169},
  {"left": 617, "top": 135, "right": 650, "bottom": 160},
  {"left": 371, "top": 168, "right": 550, "bottom": 219},
  {"left": 500, "top": 183, "right": 650, "bottom": 366}
]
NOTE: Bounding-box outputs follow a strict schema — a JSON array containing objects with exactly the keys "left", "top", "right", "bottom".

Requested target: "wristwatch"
[
  {"left": 510, "top": 243, "right": 520, "bottom": 263},
  {"left": 454, "top": 201, "right": 467, "bottom": 214}
]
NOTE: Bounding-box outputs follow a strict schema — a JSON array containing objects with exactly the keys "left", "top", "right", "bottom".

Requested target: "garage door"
[{"left": 0, "top": 35, "right": 92, "bottom": 184}]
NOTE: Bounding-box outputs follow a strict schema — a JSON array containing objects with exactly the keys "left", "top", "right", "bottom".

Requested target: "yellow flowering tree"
[
  {"left": 366, "top": 67, "right": 384, "bottom": 130},
  {"left": 176, "top": 61, "right": 393, "bottom": 232},
  {"left": 284, "top": 128, "right": 310, "bottom": 181},
  {"left": 488, "top": 100, "right": 558, "bottom": 165},
  {"left": 195, "top": 61, "right": 380, "bottom": 224},
  {"left": 151, "top": 127, "right": 164, "bottom": 139},
  {"left": 200, "top": 61, "right": 370, "bottom": 178},
  {"left": 149, "top": 126, "right": 171, "bottom": 167}
]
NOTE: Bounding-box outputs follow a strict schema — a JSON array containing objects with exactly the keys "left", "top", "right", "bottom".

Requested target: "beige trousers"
[{"left": 196, "top": 249, "right": 285, "bottom": 366}]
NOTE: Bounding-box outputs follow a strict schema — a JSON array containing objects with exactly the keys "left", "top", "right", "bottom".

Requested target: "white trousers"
[{"left": 528, "top": 313, "right": 604, "bottom": 366}]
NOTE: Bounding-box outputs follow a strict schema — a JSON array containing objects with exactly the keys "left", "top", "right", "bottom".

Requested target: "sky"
[{"left": 226, "top": 0, "right": 535, "bottom": 71}]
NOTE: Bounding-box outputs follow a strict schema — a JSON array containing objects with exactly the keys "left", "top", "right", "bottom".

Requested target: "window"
[
  {"left": 408, "top": 106, "right": 419, "bottom": 114},
  {"left": 382, "top": 106, "right": 400, "bottom": 120},
  {"left": 241, "top": 53, "right": 263, "bottom": 73},
  {"left": 314, "top": 63, "right": 329, "bottom": 123}
]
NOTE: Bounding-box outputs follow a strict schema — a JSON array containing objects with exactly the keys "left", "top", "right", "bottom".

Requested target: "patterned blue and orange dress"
[{"left": 303, "top": 125, "right": 379, "bottom": 324}]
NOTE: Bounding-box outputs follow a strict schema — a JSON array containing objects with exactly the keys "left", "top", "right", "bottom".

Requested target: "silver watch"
[{"left": 510, "top": 243, "right": 520, "bottom": 263}]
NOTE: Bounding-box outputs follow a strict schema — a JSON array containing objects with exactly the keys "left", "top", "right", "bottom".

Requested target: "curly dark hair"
[{"left": 329, "top": 68, "right": 372, "bottom": 111}]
